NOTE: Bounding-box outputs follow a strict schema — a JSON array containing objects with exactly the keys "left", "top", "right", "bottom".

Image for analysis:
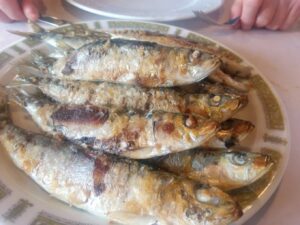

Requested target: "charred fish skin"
[
  {"left": 0, "top": 121, "right": 242, "bottom": 225},
  {"left": 46, "top": 38, "right": 220, "bottom": 87},
  {"left": 149, "top": 149, "right": 273, "bottom": 191},
  {"left": 13, "top": 74, "right": 248, "bottom": 122},
  {"left": 205, "top": 119, "right": 255, "bottom": 149},
  {"left": 10, "top": 90, "right": 219, "bottom": 159}
]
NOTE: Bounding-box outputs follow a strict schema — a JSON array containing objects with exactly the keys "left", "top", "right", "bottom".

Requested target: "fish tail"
[
  {"left": 8, "top": 66, "right": 45, "bottom": 88},
  {"left": 8, "top": 22, "right": 46, "bottom": 40},
  {"left": 29, "top": 21, "right": 47, "bottom": 33},
  {"left": 26, "top": 50, "right": 56, "bottom": 73},
  {"left": 15, "top": 65, "right": 48, "bottom": 78},
  {"left": 7, "top": 86, "right": 49, "bottom": 110},
  {"left": 6, "top": 87, "right": 29, "bottom": 108},
  {"left": 7, "top": 30, "right": 42, "bottom": 39}
]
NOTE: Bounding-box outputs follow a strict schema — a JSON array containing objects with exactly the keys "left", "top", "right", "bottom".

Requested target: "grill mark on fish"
[
  {"left": 79, "top": 128, "right": 141, "bottom": 155},
  {"left": 224, "top": 138, "right": 238, "bottom": 148},
  {"left": 93, "top": 156, "right": 111, "bottom": 196},
  {"left": 96, "top": 136, "right": 129, "bottom": 154},
  {"left": 61, "top": 52, "right": 77, "bottom": 75},
  {"left": 51, "top": 106, "right": 109, "bottom": 124},
  {"left": 158, "top": 122, "right": 175, "bottom": 134}
]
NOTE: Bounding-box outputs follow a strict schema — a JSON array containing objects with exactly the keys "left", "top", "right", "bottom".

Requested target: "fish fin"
[
  {"left": 6, "top": 87, "right": 45, "bottom": 110},
  {"left": 15, "top": 65, "right": 45, "bottom": 78},
  {"left": 29, "top": 21, "right": 47, "bottom": 33},
  {"left": 27, "top": 50, "right": 56, "bottom": 72},
  {"left": 7, "top": 30, "right": 41, "bottom": 39},
  {"left": 7, "top": 75, "right": 37, "bottom": 88},
  {"left": 8, "top": 22, "right": 46, "bottom": 39},
  {"left": 107, "top": 211, "right": 159, "bottom": 225}
]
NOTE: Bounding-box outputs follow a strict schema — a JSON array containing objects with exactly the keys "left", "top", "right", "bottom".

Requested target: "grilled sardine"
[
  {"left": 13, "top": 74, "right": 248, "bottom": 121},
  {"left": 10, "top": 89, "right": 219, "bottom": 159}
]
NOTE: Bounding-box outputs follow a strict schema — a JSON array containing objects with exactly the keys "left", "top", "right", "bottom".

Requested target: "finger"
[
  {"left": 22, "top": 0, "right": 40, "bottom": 21},
  {"left": 280, "top": 4, "right": 300, "bottom": 30},
  {"left": 255, "top": 0, "right": 278, "bottom": 28},
  {"left": 230, "top": 0, "right": 242, "bottom": 29},
  {"left": 240, "top": 0, "right": 263, "bottom": 30},
  {"left": 266, "top": 1, "right": 289, "bottom": 30},
  {"left": 0, "top": 0, "right": 26, "bottom": 20},
  {"left": 0, "top": 10, "right": 13, "bottom": 23}
]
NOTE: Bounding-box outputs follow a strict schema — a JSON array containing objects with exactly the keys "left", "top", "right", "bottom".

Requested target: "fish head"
[
  {"left": 208, "top": 93, "right": 248, "bottom": 121},
  {"left": 216, "top": 119, "right": 255, "bottom": 148},
  {"left": 180, "top": 183, "right": 242, "bottom": 225},
  {"left": 221, "top": 151, "right": 274, "bottom": 188},
  {"left": 188, "top": 50, "right": 221, "bottom": 82}
]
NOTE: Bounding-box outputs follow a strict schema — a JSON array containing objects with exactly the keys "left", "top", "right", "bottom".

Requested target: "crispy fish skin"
[
  {"left": 14, "top": 75, "right": 248, "bottom": 122},
  {"left": 44, "top": 38, "right": 220, "bottom": 87},
  {"left": 148, "top": 149, "right": 273, "bottom": 191},
  {"left": 0, "top": 121, "right": 242, "bottom": 225},
  {"left": 111, "top": 30, "right": 252, "bottom": 78},
  {"left": 11, "top": 90, "right": 219, "bottom": 158}
]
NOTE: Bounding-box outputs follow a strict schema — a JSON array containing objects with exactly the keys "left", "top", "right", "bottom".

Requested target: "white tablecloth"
[{"left": 0, "top": 1, "right": 299, "bottom": 224}]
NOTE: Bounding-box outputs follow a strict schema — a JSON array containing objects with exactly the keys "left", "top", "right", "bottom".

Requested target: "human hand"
[
  {"left": 231, "top": 0, "right": 300, "bottom": 30},
  {"left": 0, "top": 0, "right": 45, "bottom": 23}
]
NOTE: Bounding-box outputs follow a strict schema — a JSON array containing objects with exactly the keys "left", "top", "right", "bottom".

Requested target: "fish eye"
[
  {"left": 230, "top": 152, "right": 248, "bottom": 166},
  {"left": 208, "top": 94, "right": 223, "bottom": 107}
]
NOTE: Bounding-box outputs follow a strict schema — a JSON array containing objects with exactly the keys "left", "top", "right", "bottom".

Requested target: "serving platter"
[
  {"left": 65, "top": 0, "right": 223, "bottom": 21},
  {"left": 0, "top": 20, "right": 290, "bottom": 225}
]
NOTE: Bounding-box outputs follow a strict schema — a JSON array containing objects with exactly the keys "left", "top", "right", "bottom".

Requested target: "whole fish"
[
  {"left": 12, "top": 23, "right": 252, "bottom": 91},
  {"left": 11, "top": 24, "right": 251, "bottom": 79},
  {"left": 10, "top": 89, "right": 219, "bottom": 159},
  {"left": 57, "top": 38, "right": 220, "bottom": 87},
  {"left": 148, "top": 148, "right": 274, "bottom": 191},
  {"left": 18, "top": 33, "right": 220, "bottom": 87},
  {"left": 12, "top": 73, "right": 248, "bottom": 122},
  {"left": 0, "top": 119, "right": 243, "bottom": 225}
]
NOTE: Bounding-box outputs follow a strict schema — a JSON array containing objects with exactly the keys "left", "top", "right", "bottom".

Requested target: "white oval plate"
[
  {"left": 0, "top": 20, "right": 290, "bottom": 225},
  {"left": 65, "top": 0, "right": 224, "bottom": 21}
]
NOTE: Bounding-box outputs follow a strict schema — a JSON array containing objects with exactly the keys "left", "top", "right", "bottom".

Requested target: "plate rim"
[{"left": 65, "top": 0, "right": 224, "bottom": 21}]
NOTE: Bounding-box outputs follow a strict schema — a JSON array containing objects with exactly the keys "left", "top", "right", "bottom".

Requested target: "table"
[{"left": 0, "top": 1, "right": 299, "bottom": 224}]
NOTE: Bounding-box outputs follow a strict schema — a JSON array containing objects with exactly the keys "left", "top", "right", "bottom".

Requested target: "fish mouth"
[
  {"left": 209, "top": 200, "right": 243, "bottom": 224},
  {"left": 207, "top": 57, "right": 222, "bottom": 74},
  {"left": 249, "top": 154, "right": 275, "bottom": 183},
  {"left": 237, "top": 94, "right": 249, "bottom": 109},
  {"left": 232, "top": 203, "right": 244, "bottom": 220},
  {"left": 254, "top": 154, "right": 274, "bottom": 168}
]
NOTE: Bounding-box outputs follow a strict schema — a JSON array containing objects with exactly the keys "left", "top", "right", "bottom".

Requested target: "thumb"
[{"left": 22, "top": 0, "right": 40, "bottom": 21}]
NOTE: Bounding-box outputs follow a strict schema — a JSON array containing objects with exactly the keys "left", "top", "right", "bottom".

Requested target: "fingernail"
[{"left": 24, "top": 6, "right": 39, "bottom": 21}]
